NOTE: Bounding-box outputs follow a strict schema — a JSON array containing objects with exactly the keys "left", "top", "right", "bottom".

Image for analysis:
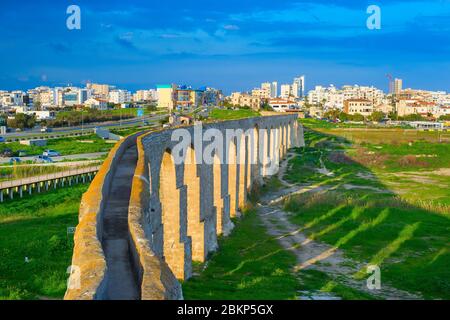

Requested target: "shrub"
[{"left": 398, "top": 155, "right": 429, "bottom": 168}]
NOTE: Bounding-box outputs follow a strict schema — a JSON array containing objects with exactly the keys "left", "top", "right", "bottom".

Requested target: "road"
[
  {"left": 1, "top": 113, "right": 166, "bottom": 139},
  {"left": 0, "top": 152, "right": 107, "bottom": 164}
]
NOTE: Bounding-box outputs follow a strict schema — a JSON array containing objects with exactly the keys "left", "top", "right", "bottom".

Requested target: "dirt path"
[{"left": 256, "top": 151, "right": 421, "bottom": 300}]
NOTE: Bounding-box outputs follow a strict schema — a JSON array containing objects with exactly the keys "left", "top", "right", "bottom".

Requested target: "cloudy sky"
[{"left": 0, "top": 0, "right": 449, "bottom": 93}]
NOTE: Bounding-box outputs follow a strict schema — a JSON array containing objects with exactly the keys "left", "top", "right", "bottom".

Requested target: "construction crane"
[{"left": 386, "top": 74, "right": 393, "bottom": 94}]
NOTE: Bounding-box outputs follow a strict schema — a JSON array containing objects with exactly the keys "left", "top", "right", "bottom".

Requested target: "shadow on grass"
[{"left": 283, "top": 128, "right": 450, "bottom": 299}]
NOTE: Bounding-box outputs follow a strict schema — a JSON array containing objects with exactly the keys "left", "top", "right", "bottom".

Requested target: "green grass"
[
  {"left": 0, "top": 184, "right": 87, "bottom": 299},
  {"left": 110, "top": 125, "right": 154, "bottom": 137},
  {"left": 209, "top": 108, "right": 261, "bottom": 121},
  {"left": 0, "top": 134, "right": 115, "bottom": 157},
  {"left": 182, "top": 208, "right": 299, "bottom": 300},
  {"left": 284, "top": 125, "right": 450, "bottom": 299},
  {"left": 297, "top": 269, "right": 377, "bottom": 300}
]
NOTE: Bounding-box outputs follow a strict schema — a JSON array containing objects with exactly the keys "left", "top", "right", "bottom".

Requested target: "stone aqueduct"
[{"left": 65, "top": 114, "right": 304, "bottom": 300}]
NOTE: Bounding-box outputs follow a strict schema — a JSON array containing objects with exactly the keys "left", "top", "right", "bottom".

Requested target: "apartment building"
[
  {"left": 133, "top": 89, "right": 158, "bottom": 102},
  {"left": 87, "top": 83, "right": 110, "bottom": 99},
  {"left": 292, "top": 76, "right": 305, "bottom": 98},
  {"left": 308, "top": 85, "right": 384, "bottom": 110},
  {"left": 280, "top": 84, "right": 292, "bottom": 98},
  {"left": 396, "top": 100, "right": 436, "bottom": 117},
  {"left": 84, "top": 98, "right": 108, "bottom": 110},
  {"left": 230, "top": 92, "right": 261, "bottom": 110},
  {"left": 252, "top": 88, "right": 270, "bottom": 99},
  {"left": 109, "top": 89, "right": 132, "bottom": 104},
  {"left": 343, "top": 99, "right": 374, "bottom": 116}
]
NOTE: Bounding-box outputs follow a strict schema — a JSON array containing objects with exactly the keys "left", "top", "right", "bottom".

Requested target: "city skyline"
[{"left": 0, "top": 1, "right": 449, "bottom": 93}]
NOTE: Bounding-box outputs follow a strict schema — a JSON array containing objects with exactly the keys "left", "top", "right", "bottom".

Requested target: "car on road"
[
  {"left": 9, "top": 157, "right": 21, "bottom": 164},
  {"left": 33, "top": 155, "right": 53, "bottom": 163},
  {"left": 40, "top": 127, "right": 53, "bottom": 133},
  {"left": 43, "top": 149, "right": 61, "bottom": 157}
]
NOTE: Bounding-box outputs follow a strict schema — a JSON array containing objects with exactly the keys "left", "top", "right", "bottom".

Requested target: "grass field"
[
  {"left": 0, "top": 184, "right": 88, "bottom": 299},
  {"left": 283, "top": 124, "right": 450, "bottom": 299},
  {"left": 209, "top": 108, "right": 261, "bottom": 120},
  {"left": 0, "top": 134, "right": 115, "bottom": 157},
  {"left": 183, "top": 208, "right": 299, "bottom": 300}
]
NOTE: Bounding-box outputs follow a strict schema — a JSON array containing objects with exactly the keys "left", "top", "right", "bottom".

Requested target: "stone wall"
[
  {"left": 65, "top": 114, "right": 303, "bottom": 300},
  {"left": 64, "top": 132, "right": 144, "bottom": 300}
]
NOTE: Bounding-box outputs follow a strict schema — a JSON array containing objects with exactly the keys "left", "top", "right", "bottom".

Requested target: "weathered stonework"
[{"left": 65, "top": 114, "right": 303, "bottom": 300}]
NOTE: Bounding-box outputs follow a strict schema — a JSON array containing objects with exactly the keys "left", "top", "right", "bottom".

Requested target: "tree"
[
  {"left": 324, "top": 109, "right": 340, "bottom": 121},
  {"left": 0, "top": 113, "right": 7, "bottom": 126},
  {"left": 7, "top": 113, "right": 36, "bottom": 129},
  {"left": 351, "top": 113, "right": 365, "bottom": 122},
  {"left": 260, "top": 103, "right": 273, "bottom": 111},
  {"left": 439, "top": 115, "right": 450, "bottom": 121},
  {"left": 369, "top": 111, "right": 385, "bottom": 122},
  {"left": 338, "top": 112, "right": 351, "bottom": 122},
  {"left": 399, "top": 114, "right": 424, "bottom": 121},
  {"left": 388, "top": 111, "right": 398, "bottom": 121}
]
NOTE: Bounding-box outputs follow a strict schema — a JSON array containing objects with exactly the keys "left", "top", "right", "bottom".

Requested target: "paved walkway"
[{"left": 102, "top": 145, "right": 140, "bottom": 300}]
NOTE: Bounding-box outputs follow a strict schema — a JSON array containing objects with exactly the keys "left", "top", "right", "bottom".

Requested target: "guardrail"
[
  {"left": 0, "top": 166, "right": 100, "bottom": 190},
  {"left": 0, "top": 166, "right": 100, "bottom": 202}
]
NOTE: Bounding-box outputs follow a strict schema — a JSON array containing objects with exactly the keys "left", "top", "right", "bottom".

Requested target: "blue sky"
[{"left": 0, "top": 0, "right": 449, "bottom": 93}]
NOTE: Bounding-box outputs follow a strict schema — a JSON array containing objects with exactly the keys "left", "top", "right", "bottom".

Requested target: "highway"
[
  {"left": 0, "top": 152, "right": 107, "bottom": 165},
  {"left": 1, "top": 113, "right": 167, "bottom": 140}
]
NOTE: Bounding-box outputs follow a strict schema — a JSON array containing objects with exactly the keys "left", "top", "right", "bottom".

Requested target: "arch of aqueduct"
[{"left": 65, "top": 114, "right": 304, "bottom": 300}]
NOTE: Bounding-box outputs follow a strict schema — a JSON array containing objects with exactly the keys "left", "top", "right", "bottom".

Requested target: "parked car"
[
  {"left": 43, "top": 149, "right": 61, "bottom": 157},
  {"left": 162, "top": 124, "right": 171, "bottom": 129},
  {"left": 9, "top": 157, "right": 21, "bottom": 164},
  {"left": 0, "top": 148, "right": 13, "bottom": 157},
  {"left": 33, "top": 155, "right": 53, "bottom": 163},
  {"left": 40, "top": 127, "right": 53, "bottom": 133},
  {"left": 0, "top": 136, "right": 5, "bottom": 143}
]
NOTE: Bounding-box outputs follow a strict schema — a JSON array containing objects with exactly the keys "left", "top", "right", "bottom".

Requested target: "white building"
[
  {"left": 109, "top": 90, "right": 132, "bottom": 104},
  {"left": 308, "top": 84, "right": 385, "bottom": 111},
  {"left": 268, "top": 98, "right": 298, "bottom": 112},
  {"left": 292, "top": 76, "right": 305, "bottom": 98},
  {"left": 1, "top": 91, "right": 25, "bottom": 106},
  {"left": 280, "top": 84, "right": 292, "bottom": 98},
  {"left": 22, "top": 110, "right": 56, "bottom": 120},
  {"left": 133, "top": 89, "right": 158, "bottom": 102},
  {"left": 261, "top": 82, "right": 278, "bottom": 98},
  {"left": 344, "top": 99, "right": 374, "bottom": 116},
  {"left": 271, "top": 81, "right": 278, "bottom": 98},
  {"left": 84, "top": 98, "right": 108, "bottom": 110}
]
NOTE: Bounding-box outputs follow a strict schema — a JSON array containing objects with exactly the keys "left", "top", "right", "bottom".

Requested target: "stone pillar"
[{"left": 238, "top": 134, "right": 247, "bottom": 208}]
